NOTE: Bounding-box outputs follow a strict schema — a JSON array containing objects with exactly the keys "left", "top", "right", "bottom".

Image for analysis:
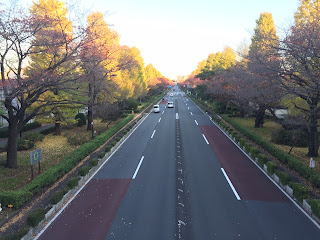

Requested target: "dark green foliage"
[
  {"left": 239, "top": 138, "right": 246, "bottom": 148},
  {"left": 67, "top": 135, "right": 88, "bottom": 146},
  {"left": 271, "top": 128, "right": 308, "bottom": 147},
  {"left": 50, "top": 190, "right": 66, "bottom": 205},
  {"left": 17, "top": 139, "right": 34, "bottom": 151},
  {"left": 0, "top": 227, "right": 29, "bottom": 240},
  {"left": 0, "top": 122, "right": 41, "bottom": 138},
  {"left": 309, "top": 174, "right": 320, "bottom": 188},
  {"left": 79, "top": 166, "right": 90, "bottom": 176},
  {"left": 90, "top": 158, "right": 99, "bottom": 167},
  {"left": 266, "top": 161, "right": 278, "bottom": 175},
  {"left": 23, "top": 132, "right": 45, "bottom": 142},
  {"left": 98, "top": 152, "right": 105, "bottom": 159},
  {"left": 257, "top": 154, "right": 268, "bottom": 167},
  {"left": 116, "top": 137, "right": 121, "bottom": 142},
  {"left": 75, "top": 113, "right": 87, "bottom": 126},
  {"left": 40, "top": 126, "right": 55, "bottom": 135},
  {"left": 309, "top": 199, "right": 320, "bottom": 219},
  {"left": 0, "top": 190, "right": 33, "bottom": 208},
  {"left": 105, "top": 146, "right": 111, "bottom": 152},
  {"left": 244, "top": 142, "right": 252, "bottom": 153},
  {"left": 66, "top": 177, "right": 80, "bottom": 190},
  {"left": 250, "top": 147, "right": 260, "bottom": 159},
  {"left": 291, "top": 183, "right": 310, "bottom": 203},
  {"left": 122, "top": 99, "right": 138, "bottom": 111},
  {"left": 26, "top": 208, "right": 45, "bottom": 227},
  {"left": 276, "top": 170, "right": 292, "bottom": 185},
  {"left": 111, "top": 141, "right": 117, "bottom": 147}
]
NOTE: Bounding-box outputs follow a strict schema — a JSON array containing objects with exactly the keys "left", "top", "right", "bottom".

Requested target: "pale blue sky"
[{"left": 19, "top": 0, "right": 300, "bottom": 79}]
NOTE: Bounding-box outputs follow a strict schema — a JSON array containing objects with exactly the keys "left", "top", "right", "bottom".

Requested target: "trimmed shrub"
[
  {"left": 234, "top": 134, "right": 240, "bottom": 142},
  {"left": 79, "top": 166, "right": 90, "bottom": 176},
  {"left": 276, "top": 170, "right": 292, "bottom": 185},
  {"left": 239, "top": 138, "right": 246, "bottom": 147},
  {"left": 17, "top": 139, "right": 34, "bottom": 151},
  {"left": 266, "top": 161, "right": 278, "bottom": 175},
  {"left": 309, "top": 199, "right": 320, "bottom": 219},
  {"left": 271, "top": 128, "right": 308, "bottom": 147},
  {"left": 90, "top": 158, "right": 99, "bottom": 167},
  {"left": 27, "top": 208, "right": 45, "bottom": 227},
  {"left": 116, "top": 137, "right": 121, "bottom": 142},
  {"left": 67, "top": 135, "right": 89, "bottom": 146},
  {"left": 66, "top": 177, "right": 80, "bottom": 190},
  {"left": 23, "top": 132, "right": 45, "bottom": 142},
  {"left": 0, "top": 190, "right": 33, "bottom": 209},
  {"left": 291, "top": 183, "right": 310, "bottom": 203},
  {"left": 257, "top": 154, "right": 268, "bottom": 167},
  {"left": 50, "top": 190, "right": 65, "bottom": 205},
  {"left": 105, "top": 146, "right": 111, "bottom": 152},
  {"left": 111, "top": 141, "right": 117, "bottom": 147},
  {"left": 0, "top": 227, "right": 29, "bottom": 240},
  {"left": 75, "top": 113, "right": 87, "bottom": 126},
  {"left": 309, "top": 174, "right": 320, "bottom": 188},
  {"left": 98, "top": 152, "right": 105, "bottom": 159},
  {"left": 250, "top": 147, "right": 260, "bottom": 159},
  {"left": 244, "top": 142, "right": 252, "bottom": 153}
]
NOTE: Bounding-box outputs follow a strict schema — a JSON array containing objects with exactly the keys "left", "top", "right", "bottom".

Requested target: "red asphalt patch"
[
  {"left": 39, "top": 179, "right": 131, "bottom": 240},
  {"left": 200, "top": 125, "right": 289, "bottom": 202},
  {"left": 160, "top": 99, "right": 168, "bottom": 104}
]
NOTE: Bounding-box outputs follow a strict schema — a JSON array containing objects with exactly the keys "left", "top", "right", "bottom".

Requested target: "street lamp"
[{"left": 91, "top": 121, "right": 94, "bottom": 139}]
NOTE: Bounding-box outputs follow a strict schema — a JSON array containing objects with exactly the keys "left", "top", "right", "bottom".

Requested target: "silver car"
[
  {"left": 167, "top": 101, "right": 174, "bottom": 108},
  {"left": 153, "top": 105, "right": 160, "bottom": 113}
]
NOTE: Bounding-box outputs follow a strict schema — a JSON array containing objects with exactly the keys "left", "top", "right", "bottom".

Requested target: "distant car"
[
  {"left": 167, "top": 101, "right": 174, "bottom": 108},
  {"left": 170, "top": 93, "right": 173, "bottom": 97},
  {"left": 153, "top": 105, "right": 160, "bottom": 113}
]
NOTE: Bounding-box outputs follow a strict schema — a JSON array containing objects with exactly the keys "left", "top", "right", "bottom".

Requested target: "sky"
[{"left": 18, "top": 0, "right": 300, "bottom": 79}]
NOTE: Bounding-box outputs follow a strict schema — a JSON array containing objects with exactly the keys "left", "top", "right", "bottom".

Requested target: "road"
[{"left": 37, "top": 86, "right": 320, "bottom": 240}]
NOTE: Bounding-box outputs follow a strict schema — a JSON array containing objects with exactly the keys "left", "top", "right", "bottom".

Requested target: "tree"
[
  {"left": 247, "top": 12, "right": 282, "bottom": 128},
  {"left": 80, "top": 11, "right": 120, "bottom": 131},
  {"left": 276, "top": 0, "right": 320, "bottom": 157},
  {"left": 0, "top": 0, "right": 88, "bottom": 168}
]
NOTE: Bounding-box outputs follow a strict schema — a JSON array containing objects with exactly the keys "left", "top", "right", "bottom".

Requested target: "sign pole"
[{"left": 31, "top": 165, "right": 34, "bottom": 180}]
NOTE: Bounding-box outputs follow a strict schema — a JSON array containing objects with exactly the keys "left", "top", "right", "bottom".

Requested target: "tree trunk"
[
  {"left": 87, "top": 108, "right": 93, "bottom": 131},
  {"left": 308, "top": 105, "right": 319, "bottom": 157},
  {"left": 255, "top": 106, "right": 266, "bottom": 128},
  {"left": 6, "top": 118, "right": 19, "bottom": 168},
  {"left": 55, "top": 122, "right": 61, "bottom": 135}
]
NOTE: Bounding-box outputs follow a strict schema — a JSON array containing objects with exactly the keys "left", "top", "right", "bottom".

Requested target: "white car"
[
  {"left": 153, "top": 105, "right": 160, "bottom": 113},
  {"left": 167, "top": 101, "right": 174, "bottom": 108}
]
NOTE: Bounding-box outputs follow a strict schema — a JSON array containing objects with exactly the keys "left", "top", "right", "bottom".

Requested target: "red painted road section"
[
  {"left": 160, "top": 99, "right": 168, "bottom": 105},
  {"left": 200, "top": 125, "right": 289, "bottom": 202},
  {"left": 39, "top": 179, "right": 131, "bottom": 240}
]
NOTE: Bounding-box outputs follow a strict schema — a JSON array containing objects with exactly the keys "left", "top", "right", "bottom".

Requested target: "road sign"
[{"left": 30, "top": 148, "right": 42, "bottom": 166}]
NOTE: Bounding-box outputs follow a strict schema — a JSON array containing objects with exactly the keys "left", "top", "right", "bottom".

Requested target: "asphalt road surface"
[{"left": 36, "top": 86, "right": 320, "bottom": 240}]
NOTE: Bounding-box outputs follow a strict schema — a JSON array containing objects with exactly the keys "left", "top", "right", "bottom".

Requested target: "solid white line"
[
  {"left": 195, "top": 120, "right": 198, "bottom": 125},
  {"left": 158, "top": 117, "right": 161, "bottom": 122},
  {"left": 133, "top": 156, "right": 144, "bottom": 179},
  {"left": 151, "top": 130, "right": 156, "bottom": 138},
  {"left": 202, "top": 134, "right": 209, "bottom": 144},
  {"left": 221, "top": 168, "right": 241, "bottom": 200},
  {"left": 176, "top": 113, "right": 179, "bottom": 119}
]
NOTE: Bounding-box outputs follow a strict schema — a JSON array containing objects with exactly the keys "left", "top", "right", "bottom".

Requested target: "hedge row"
[
  {"left": 0, "top": 114, "right": 134, "bottom": 209},
  {"left": 220, "top": 115, "right": 320, "bottom": 188},
  {"left": 0, "top": 121, "right": 42, "bottom": 138}
]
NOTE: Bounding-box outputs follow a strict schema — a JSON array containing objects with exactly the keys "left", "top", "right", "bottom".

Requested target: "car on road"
[
  {"left": 153, "top": 105, "right": 160, "bottom": 113},
  {"left": 170, "top": 93, "right": 173, "bottom": 97},
  {"left": 167, "top": 101, "right": 174, "bottom": 108}
]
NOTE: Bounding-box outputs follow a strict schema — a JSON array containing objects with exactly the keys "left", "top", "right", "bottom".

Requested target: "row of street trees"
[
  {"left": 0, "top": 0, "right": 169, "bottom": 168},
  {"left": 183, "top": 0, "right": 320, "bottom": 157}
]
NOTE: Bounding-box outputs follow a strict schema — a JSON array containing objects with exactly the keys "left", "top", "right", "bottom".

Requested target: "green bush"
[
  {"left": 26, "top": 208, "right": 45, "bottom": 227},
  {"left": 250, "top": 147, "right": 260, "bottom": 159},
  {"left": 67, "top": 135, "right": 89, "bottom": 146},
  {"left": 271, "top": 128, "right": 308, "bottom": 147},
  {"left": 239, "top": 138, "right": 246, "bottom": 147},
  {"left": 111, "top": 141, "right": 117, "bottom": 147},
  {"left": 105, "top": 146, "right": 111, "bottom": 152},
  {"left": 0, "top": 190, "right": 33, "bottom": 209},
  {"left": 79, "top": 166, "right": 90, "bottom": 176},
  {"left": 309, "top": 174, "right": 320, "bottom": 188},
  {"left": 234, "top": 134, "right": 240, "bottom": 142},
  {"left": 257, "top": 154, "right": 268, "bottom": 167},
  {"left": 0, "top": 227, "right": 29, "bottom": 240},
  {"left": 66, "top": 177, "right": 80, "bottom": 190},
  {"left": 98, "top": 152, "right": 105, "bottom": 159},
  {"left": 244, "top": 142, "right": 252, "bottom": 153},
  {"left": 75, "top": 113, "right": 87, "bottom": 126},
  {"left": 17, "top": 139, "right": 34, "bottom": 151},
  {"left": 23, "top": 132, "right": 45, "bottom": 142},
  {"left": 50, "top": 190, "right": 66, "bottom": 205},
  {"left": 90, "top": 158, "right": 99, "bottom": 167},
  {"left": 0, "top": 122, "right": 42, "bottom": 138},
  {"left": 276, "top": 170, "right": 292, "bottom": 185},
  {"left": 291, "top": 183, "right": 310, "bottom": 203},
  {"left": 116, "top": 137, "right": 121, "bottom": 142},
  {"left": 266, "top": 161, "right": 278, "bottom": 175},
  {"left": 309, "top": 199, "right": 320, "bottom": 219}
]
